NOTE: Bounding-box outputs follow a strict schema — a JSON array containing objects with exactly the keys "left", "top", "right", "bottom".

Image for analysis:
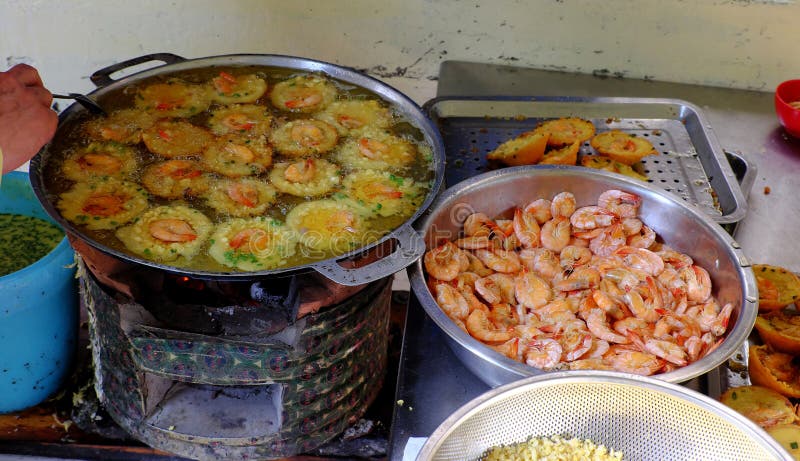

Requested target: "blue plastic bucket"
[{"left": 0, "top": 171, "right": 78, "bottom": 413}]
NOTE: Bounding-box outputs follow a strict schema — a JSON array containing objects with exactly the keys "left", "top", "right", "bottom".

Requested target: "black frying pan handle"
[{"left": 90, "top": 53, "right": 187, "bottom": 88}]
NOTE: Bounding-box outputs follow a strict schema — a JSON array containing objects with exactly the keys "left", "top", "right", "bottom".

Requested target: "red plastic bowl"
[{"left": 775, "top": 79, "right": 800, "bottom": 138}]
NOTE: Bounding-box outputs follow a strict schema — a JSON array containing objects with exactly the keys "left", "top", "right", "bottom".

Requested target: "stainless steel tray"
[{"left": 424, "top": 96, "right": 748, "bottom": 224}]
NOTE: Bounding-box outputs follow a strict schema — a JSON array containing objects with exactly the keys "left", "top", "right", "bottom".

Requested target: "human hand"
[{"left": 0, "top": 64, "right": 58, "bottom": 174}]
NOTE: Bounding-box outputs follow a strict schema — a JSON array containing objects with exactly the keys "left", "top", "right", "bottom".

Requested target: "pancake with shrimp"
[
  {"left": 286, "top": 199, "right": 370, "bottom": 254},
  {"left": 57, "top": 177, "right": 149, "bottom": 230},
  {"left": 208, "top": 217, "right": 298, "bottom": 271},
  {"left": 62, "top": 142, "right": 138, "bottom": 182},
  {"left": 200, "top": 135, "right": 273, "bottom": 177},
  {"left": 208, "top": 104, "right": 273, "bottom": 138},
  {"left": 134, "top": 79, "right": 211, "bottom": 118},
  {"left": 209, "top": 71, "right": 267, "bottom": 104},
  {"left": 270, "top": 119, "right": 339, "bottom": 157},
  {"left": 336, "top": 169, "right": 423, "bottom": 218},
  {"left": 142, "top": 119, "right": 213, "bottom": 158},
  {"left": 204, "top": 178, "right": 277, "bottom": 218},
  {"left": 269, "top": 158, "right": 341, "bottom": 197},
  {"left": 314, "top": 99, "right": 393, "bottom": 136},
  {"left": 335, "top": 128, "right": 419, "bottom": 171},
  {"left": 270, "top": 74, "right": 338, "bottom": 113},
  {"left": 141, "top": 159, "right": 211, "bottom": 199},
  {"left": 115, "top": 205, "right": 213, "bottom": 264},
  {"left": 83, "top": 108, "right": 155, "bottom": 144}
]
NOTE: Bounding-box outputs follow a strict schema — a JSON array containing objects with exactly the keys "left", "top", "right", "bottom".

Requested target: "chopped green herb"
[
  {"left": 388, "top": 174, "right": 404, "bottom": 186},
  {"left": 791, "top": 442, "right": 798, "bottom": 450},
  {"left": 731, "top": 391, "right": 737, "bottom": 400}
]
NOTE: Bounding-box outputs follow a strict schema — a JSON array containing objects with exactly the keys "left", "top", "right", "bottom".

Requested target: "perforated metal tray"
[{"left": 424, "top": 96, "right": 748, "bottom": 224}]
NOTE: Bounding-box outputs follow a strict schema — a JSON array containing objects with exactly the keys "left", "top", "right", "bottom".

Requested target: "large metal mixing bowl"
[
  {"left": 409, "top": 166, "right": 757, "bottom": 386},
  {"left": 417, "top": 371, "right": 790, "bottom": 461}
]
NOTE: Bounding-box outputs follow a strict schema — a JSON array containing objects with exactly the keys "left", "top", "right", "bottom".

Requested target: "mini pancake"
[
  {"left": 337, "top": 170, "right": 423, "bottom": 218},
  {"left": 208, "top": 217, "right": 298, "bottom": 271},
  {"left": 134, "top": 80, "right": 211, "bottom": 118},
  {"left": 142, "top": 120, "right": 214, "bottom": 158},
  {"left": 57, "top": 177, "right": 149, "bottom": 230},
  {"left": 62, "top": 142, "right": 138, "bottom": 182},
  {"left": 314, "top": 99, "right": 392, "bottom": 136},
  {"left": 533, "top": 117, "right": 596, "bottom": 147},
  {"left": 286, "top": 199, "right": 370, "bottom": 254},
  {"left": 116, "top": 205, "right": 212, "bottom": 263},
  {"left": 270, "top": 119, "right": 339, "bottom": 157},
  {"left": 590, "top": 130, "right": 657, "bottom": 165},
  {"left": 270, "top": 75, "right": 338, "bottom": 113},
  {"left": 580, "top": 155, "right": 648, "bottom": 181},
  {"left": 204, "top": 177, "right": 277, "bottom": 217},
  {"left": 200, "top": 135, "right": 273, "bottom": 177},
  {"left": 335, "top": 128, "right": 418, "bottom": 171},
  {"left": 486, "top": 131, "right": 548, "bottom": 166},
  {"left": 84, "top": 108, "right": 155, "bottom": 144},
  {"left": 207, "top": 104, "right": 273, "bottom": 138},
  {"left": 141, "top": 159, "right": 210, "bottom": 199},
  {"left": 269, "top": 158, "right": 341, "bottom": 197},
  {"left": 210, "top": 72, "right": 268, "bottom": 104},
  {"left": 540, "top": 141, "right": 580, "bottom": 166}
]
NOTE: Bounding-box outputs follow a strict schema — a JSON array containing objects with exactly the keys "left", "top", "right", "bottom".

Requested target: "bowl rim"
[
  {"left": 417, "top": 370, "right": 791, "bottom": 461},
  {"left": 409, "top": 165, "right": 758, "bottom": 385},
  {"left": 775, "top": 79, "right": 800, "bottom": 107}
]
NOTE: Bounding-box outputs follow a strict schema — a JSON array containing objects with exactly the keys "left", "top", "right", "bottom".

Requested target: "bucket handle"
[
  {"left": 311, "top": 223, "right": 425, "bottom": 287},
  {"left": 90, "top": 53, "right": 187, "bottom": 87}
]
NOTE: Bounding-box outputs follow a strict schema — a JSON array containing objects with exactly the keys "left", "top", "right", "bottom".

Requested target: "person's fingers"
[
  {"left": 6, "top": 63, "right": 45, "bottom": 88},
  {"left": 28, "top": 85, "right": 53, "bottom": 107}
]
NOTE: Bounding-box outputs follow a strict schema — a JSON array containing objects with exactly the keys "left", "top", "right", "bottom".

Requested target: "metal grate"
[{"left": 440, "top": 116, "right": 718, "bottom": 216}]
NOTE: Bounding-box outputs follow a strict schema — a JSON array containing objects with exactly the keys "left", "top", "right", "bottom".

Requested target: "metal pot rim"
[
  {"left": 409, "top": 165, "right": 757, "bottom": 385},
  {"left": 30, "top": 53, "right": 445, "bottom": 285}
]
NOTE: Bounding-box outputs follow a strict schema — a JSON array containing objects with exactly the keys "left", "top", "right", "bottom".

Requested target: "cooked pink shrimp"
[
  {"left": 589, "top": 223, "right": 627, "bottom": 257},
  {"left": 624, "top": 289, "right": 659, "bottom": 323},
  {"left": 585, "top": 338, "right": 611, "bottom": 358},
  {"left": 524, "top": 198, "right": 553, "bottom": 224},
  {"left": 627, "top": 224, "right": 656, "bottom": 249},
  {"left": 621, "top": 217, "right": 643, "bottom": 236},
  {"left": 452, "top": 272, "right": 481, "bottom": 292},
  {"left": 550, "top": 191, "right": 576, "bottom": 218},
  {"left": 455, "top": 235, "right": 491, "bottom": 250},
  {"left": 658, "top": 266, "right": 688, "bottom": 298},
  {"left": 585, "top": 308, "right": 629, "bottom": 344},
  {"left": 513, "top": 208, "right": 541, "bottom": 248},
  {"left": 474, "top": 248, "right": 521, "bottom": 273},
  {"left": 524, "top": 338, "right": 563, "bottom": 370},
  {"left": 616, "top": 246, "right": 664, "bottom": 276},
  {"left": 540, "top": 216, "right": 571, "bottom": 252},
  {"left": 598, "top": 189, "right": 641, "bottom": 218},
  {"left": 464, "top": 251, "right": 494, "bottom": 277},
  {"left": 460, "top": 287, "right": 490, "bottom": 314},
  {"left": 603, "top": 267, "right": 641, "bottom": 292},
  {"left": 519, "top": 248, "right": 560, "bottom": 280},
  {"left": 435, "top": 283, "right": 470, "bottom": 320},
  {"left": 463, "top": 212, "right": 494, "bottom": 237},
  {"left": 490, "top": 337, "right": 520, "bottom": 360},
  {"left": 627, "top": 331, "right": 688, "bottom": 367},
  {"left": 592, "top": 290, "right": 627, "bottom": 321},
  {"left": 554, "top": 266, "right": 600, "bottom": 292},
  {"left": 466, "top": 309, "right": 513, "bottom": 342},
  {"left": 560, "top": 245, "right": 592, "bottom": 270},
  {"left": 424, "top": 242, "right": 469, "bottom": 281},
  {"left": 613, "top": 316, "right": 651, "bottom": 337},
  {"left": 474, "top": 273, "right": 517, "bottom": 305},
  {"left": 570, "top": 206, "right": 615, "bottom": 230},
  {"left": 694, "top": 301, "right": 733, "bottom": 336},
  {"left": 680, "top": 265, "right": 712, "bottom": 303},
  {"left": 515, "top": 270, "right": 553, "bottom": 310},
  {"left": 569, "top": 358, "right": 614, "bottom": 370},
  {"left": 606, "top": 348, "right": 664, "bottom": 376},
  {"left": 488, "top": 303, "right": 520, "bottom": 329},
  {"left": 558, "top": 328, "right": 593, "bottom": 361}
]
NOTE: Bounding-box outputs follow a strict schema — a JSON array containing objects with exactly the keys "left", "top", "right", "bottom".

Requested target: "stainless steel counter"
[{"left": 389, "top": 60, "right": 800, "bottom": 460}]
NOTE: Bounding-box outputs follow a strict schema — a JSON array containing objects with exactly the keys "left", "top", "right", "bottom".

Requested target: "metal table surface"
[{"left": 388, "top": 60, "right": 800, "bottom": 460}]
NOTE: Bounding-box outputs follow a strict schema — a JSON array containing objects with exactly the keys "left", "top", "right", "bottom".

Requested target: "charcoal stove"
[{"left": 79, "top": 257, "right": 392, "bottom": 460}]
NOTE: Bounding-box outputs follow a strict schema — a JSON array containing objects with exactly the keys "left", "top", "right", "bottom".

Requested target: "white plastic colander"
[{"left": 417, "top": 371, "right": 791, "bottom": 461}]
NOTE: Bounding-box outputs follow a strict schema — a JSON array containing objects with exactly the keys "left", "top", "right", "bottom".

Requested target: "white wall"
[{"left": 2, "top": 0, "right": 799, "bottom": 105}]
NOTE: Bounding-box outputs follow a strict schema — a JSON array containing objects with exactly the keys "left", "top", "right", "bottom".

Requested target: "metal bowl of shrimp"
[
  {"left": 417, "top": 370, "right": 790, "bottom": 461},
  {"left": 409, "top": 165, "right": 757, "bottom": 386}
]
